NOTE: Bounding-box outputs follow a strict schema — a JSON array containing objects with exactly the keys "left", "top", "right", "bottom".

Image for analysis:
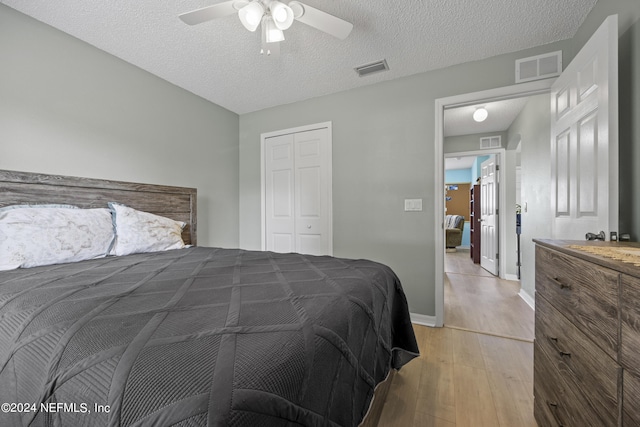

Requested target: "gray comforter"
[{"left": 0, "top": 247, "right": 418, "bottom": 427}]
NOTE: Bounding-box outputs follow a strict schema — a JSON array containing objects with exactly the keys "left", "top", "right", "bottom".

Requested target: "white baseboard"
[
  {"left": 504, "top": 274, "right": 519, "bottom": 281},
  {"left": 410, "top": 313, "right": 437, "bottom": 327},
  {"left": 519, "top": 289, "right": 535, "bottom": 310}
]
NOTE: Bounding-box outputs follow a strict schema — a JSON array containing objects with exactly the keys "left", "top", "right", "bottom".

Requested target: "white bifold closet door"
[{"left": 264, "top": 127, "right": 332, "bottom": 256}]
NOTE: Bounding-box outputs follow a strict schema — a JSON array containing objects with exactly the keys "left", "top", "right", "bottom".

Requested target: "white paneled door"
[
  {"left": 264, "top": 125, "right": 332, "bottom": 256},
  {"left": 550, "top": 15, "right": 618, "bottom": 239},
  {"left": 480, "top": 155, "right": 499, "bottom": 276}
]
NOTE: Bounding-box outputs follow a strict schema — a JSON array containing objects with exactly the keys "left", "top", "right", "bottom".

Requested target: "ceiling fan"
[{"left": 179, "top": 0, "right": 353, "bottom": 55}]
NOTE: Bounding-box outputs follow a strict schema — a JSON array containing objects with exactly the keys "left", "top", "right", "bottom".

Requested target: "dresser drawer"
[
  {"left": 623, "top": 370, "right": 640, "bottom": 426},
  {"left": 535, "top": 245, "right": 619, "bottom": 358},
  {"left": 621, "top": 274, "right": 640, "bottom": 376},
  {"left": 536, "top": 295, "right": 619, "bottom": 426},
  {"left": 534, "top": 343, "right": 594, "bottom": 427}
]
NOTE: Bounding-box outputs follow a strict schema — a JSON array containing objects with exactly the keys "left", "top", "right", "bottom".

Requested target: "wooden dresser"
[{"left": 534, "top": 240, "right": 640, "bottom": 426}]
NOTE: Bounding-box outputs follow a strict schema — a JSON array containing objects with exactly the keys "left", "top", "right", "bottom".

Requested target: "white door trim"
[
  {"left": 260, "top": 121, "right": 333, "bottom": 253},
  {"left": 434, "top": 79, "right": 554, "bottom": 327}
]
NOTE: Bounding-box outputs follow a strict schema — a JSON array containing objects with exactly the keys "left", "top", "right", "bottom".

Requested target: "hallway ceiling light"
[{"left": 473, "top": 107, "right": 488, "bottom": 122}]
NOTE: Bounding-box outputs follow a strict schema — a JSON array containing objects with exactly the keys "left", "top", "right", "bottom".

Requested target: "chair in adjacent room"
[{"left": 445, "top": 214, "right": 465, "bottom": 252}]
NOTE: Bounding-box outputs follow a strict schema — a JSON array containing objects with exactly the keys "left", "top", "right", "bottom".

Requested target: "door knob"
[
  {"left": 307, "top": 225, "right": 312, "bottom": 229},
  {"left": 585, "top": 231, "right": 605, "bottom": 241}
]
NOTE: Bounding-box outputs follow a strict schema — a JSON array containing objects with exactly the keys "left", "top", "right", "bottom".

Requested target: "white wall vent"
[
  {"left": 515, "top": 51, "right": 562, "bottom": 83},
  {"left": 480, "top": 136, "right": 501, "bottom": 149},
  {"left": 354, "top": 59, "right": 389, "bottom": 77}
]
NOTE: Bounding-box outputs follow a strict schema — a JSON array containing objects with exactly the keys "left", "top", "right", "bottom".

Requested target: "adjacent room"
[{"left": 1, "top": 0, "right": 639, "bottom": 425}]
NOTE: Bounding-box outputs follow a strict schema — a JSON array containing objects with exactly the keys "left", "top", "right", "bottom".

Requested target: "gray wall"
[
  {"left": 0, "top": 5, "right": 240, "bottom": 248},
  {"left": 618, "top": 7, "right": 640, "bottom": 240},
  {"left": 507, "top": 94, "right": 551, "bottom": 300},
  {"left": 240, "top": 75, "right": 438, "bottom": 316},
  {"left": 623, "top": 15, "right": 640, "bottom": 241}
]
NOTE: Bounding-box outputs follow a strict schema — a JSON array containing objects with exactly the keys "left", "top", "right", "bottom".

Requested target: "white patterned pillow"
[
  {"left": 0, "top": 205, "right": 115, "bottom": 271},
  {"left": 445, "top": 215, "right": 463, "bottom": 229},
  {"left": 109, "top": 203, "right": 185, "bottom": 256}
]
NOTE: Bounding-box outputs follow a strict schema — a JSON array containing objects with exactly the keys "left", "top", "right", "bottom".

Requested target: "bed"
[{"left": 0, "top": 170, "right": 419, "bottom": 427}]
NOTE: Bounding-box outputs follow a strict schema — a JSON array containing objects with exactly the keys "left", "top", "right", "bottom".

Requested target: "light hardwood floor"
[
  {"left": 377, "top": 249, "right": 536, "bottom": 427},
  {"left": 445, "top": 249, "right": 534, "bottom": 341}
]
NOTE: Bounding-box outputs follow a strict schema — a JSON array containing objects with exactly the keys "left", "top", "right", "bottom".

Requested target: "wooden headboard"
[{"left": 0, "top": 170, "right": 197, "bottom": 246}]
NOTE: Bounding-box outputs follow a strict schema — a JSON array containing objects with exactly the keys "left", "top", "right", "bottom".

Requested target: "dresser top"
[{"left": 534, "top": 239, "right": 640, "bottom": 278}]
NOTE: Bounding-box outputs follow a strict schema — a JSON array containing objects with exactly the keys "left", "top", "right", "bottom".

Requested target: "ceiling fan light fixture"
[
  {"left": 263, "top": 17, "right": 285, "bottom": 42},
  {"left": 473, "top": 107, "right": 488, "bottom": 122},
  {"left": 270, "top": 1, "right": 294, "bottom": 30},
  {"left": 238, "top": 1, "right": 264, "bottom": 32},
  {"left": 180, "top": 0, "right": 354, "bottom": 54}
]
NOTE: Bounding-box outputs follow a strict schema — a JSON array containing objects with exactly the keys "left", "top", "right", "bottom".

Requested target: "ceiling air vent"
[
  {"left": 355, "top": 59, "right": 389, "bottom": 77},
  {"left": 515, "top": 51, "right": 562, "bottom": 83}
]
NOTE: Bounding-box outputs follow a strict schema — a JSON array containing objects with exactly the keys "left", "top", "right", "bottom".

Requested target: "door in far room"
[
  {"left": 480, "top": 155, "right": 499, "bottom": 276},
  {"left": 264, "top": 126, "right": 332, "bottom": 256}
]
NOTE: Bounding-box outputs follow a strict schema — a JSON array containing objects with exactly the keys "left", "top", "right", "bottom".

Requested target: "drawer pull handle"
[
  {"left": 552, "top": 277, "right": 571, "bottom": 290},
  {"left": 547, "top": 401, "right": 564, "bottom": 426},
  {"left": 547, "top": 335, "right": 561, "bottom": 349},
  {"left": 559, "top": 351, "right": 571, "bottom": 358}
]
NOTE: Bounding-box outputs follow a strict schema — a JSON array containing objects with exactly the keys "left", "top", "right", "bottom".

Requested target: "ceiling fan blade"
[
  {"left": 288, "top": 1, "right": 353, "bottom": 40},
  {"left": 179, "top": 1, "right": 237, "bottom": 26}
]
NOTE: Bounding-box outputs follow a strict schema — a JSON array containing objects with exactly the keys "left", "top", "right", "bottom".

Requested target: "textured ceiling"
[{"left": 0, "top": 0, "right": 597, "bottom": 114}]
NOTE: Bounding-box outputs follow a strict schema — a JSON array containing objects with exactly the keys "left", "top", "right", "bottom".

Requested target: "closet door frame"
[{"left": 260, "top": 121, "right": 333, "bottom": 255}]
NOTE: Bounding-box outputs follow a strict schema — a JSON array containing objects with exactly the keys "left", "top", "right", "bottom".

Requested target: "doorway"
[
  {"left": 434, "top": 79, "right": 554, "bottom": 327},
  {"left": 445, "top": 151, "right": 503, "bottom": 277}
]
